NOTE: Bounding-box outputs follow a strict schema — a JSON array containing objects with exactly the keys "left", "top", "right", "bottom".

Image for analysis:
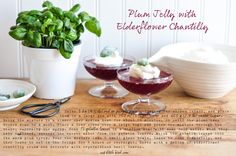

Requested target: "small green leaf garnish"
[
  {"left": 137, "top": 58, "right": 149, "bottom": 66},
  {"left": 100, "top": 47, "right": 117, "bottom": 57},
  {"left": 100, "top": 51, "right": 114, "bottom": 57},
  {"left": 13, "top": 89, "right": 25, "bottom": 98},
  {"left": 0, "top": 93, "right": 10, "bottom": 99}
]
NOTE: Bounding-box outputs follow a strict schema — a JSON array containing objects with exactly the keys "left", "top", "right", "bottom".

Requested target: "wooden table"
[{"left": 0, "top": 80, "right": 236, "bottom": 156}]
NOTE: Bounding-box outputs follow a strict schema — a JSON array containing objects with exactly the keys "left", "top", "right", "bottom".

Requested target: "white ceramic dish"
[
  {"left": 0, "top": 79, "right": 36, "bottom": 111},
  {"left": 149, "top": 42, "right": 236, "bottom": 99}
]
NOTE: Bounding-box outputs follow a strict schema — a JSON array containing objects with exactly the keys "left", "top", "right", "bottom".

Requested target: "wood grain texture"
[{"left": 0, "top": 80, "right": 235, "bottom": 156}]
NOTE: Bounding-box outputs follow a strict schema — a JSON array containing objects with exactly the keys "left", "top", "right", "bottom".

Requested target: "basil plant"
[{"left": 9, "top": 1, "right": 101, "bottom": 59}]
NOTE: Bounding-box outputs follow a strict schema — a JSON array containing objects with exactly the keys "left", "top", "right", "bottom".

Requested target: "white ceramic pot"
[{"left": 23, "top": 42, "right": 81, "bottom": 99}]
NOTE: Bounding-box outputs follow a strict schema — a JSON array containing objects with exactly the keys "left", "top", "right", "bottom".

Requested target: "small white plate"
[{"left": 0, "top": 79, "right": 36, "bottom": 111}]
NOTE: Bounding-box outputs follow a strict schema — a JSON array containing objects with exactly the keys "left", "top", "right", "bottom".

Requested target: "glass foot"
[
  {"left": 89, "top": 84, "right": 129, "bottom": 98},
  {"left": 122, "top": 99, "right": 166, "bottom": 115}
]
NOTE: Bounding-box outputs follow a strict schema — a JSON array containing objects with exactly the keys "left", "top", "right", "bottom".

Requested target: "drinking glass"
[
  {"left": 117, "top": 68, "right": 173, "bottom": 115},
  {"left": 83, "top": 56, "right": 134, "bottom": 98}
]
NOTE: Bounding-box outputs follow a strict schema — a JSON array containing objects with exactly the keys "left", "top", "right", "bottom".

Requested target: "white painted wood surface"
[{"left": 0, "top": 0, "right": 235, "bottom": 78}]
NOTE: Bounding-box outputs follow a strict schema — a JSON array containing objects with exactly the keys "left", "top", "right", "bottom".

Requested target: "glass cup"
[
  {"left": 83, "top": 56, "right": 134, "bottom": 98},
  {"left": 117, "top": 68, "right": 173, "bottom": 115}
]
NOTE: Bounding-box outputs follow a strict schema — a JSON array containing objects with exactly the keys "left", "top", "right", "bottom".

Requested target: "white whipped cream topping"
[
  {"left": 129, "top": 64, "right": 160, "bottom": 79},
  {"left": 181, "top": 47, "right": 229, "bottom": 64},
  {"left": 94, "top": 47, "right": 123, "bottom": 66}
]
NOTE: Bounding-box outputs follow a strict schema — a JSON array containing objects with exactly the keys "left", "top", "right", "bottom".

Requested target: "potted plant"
[{"left": 9, "top": 1, "right": 101, "bottom": 99}]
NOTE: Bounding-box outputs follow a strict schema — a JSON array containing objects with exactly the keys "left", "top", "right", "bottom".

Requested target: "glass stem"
[
  {"left": 138, "top": 96, "right": 150, "bottom": 104},
  {"left": 104, "top": 81, "right": 114, "bottom": 88}
]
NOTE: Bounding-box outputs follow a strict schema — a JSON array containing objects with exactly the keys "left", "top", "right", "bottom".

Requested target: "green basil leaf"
[
  {"left": 49, "top": 25, "right": 55, "bottom": 32},
  {"left": 55, "top": 19, "right": 63, "bottom": 30},
  {"left": 78, "top": 11, "right": 91, "bottom": 22},
  {"left": 18, "top": 11, "right": 29, "bottom": 17},
  {"left": 42, "top": 1, "right": 53, "bottom": 9},
  {"left": 63, "top": 39, "right": 73, "bottom": 53},
  {"left": 50, "top": 7, "right": 63, "bottom": 18},
  {"left": 85, "top": 17, "right": 101, "bottom": 37},
  {"left": 16, "top": 15, "right": 37, "bottom": 24},
  {"left": 66, "top": 28, "right": 77, "bottom": 41},
  {"left": 52, "top": 40, "right": 60, "bottom": 48},
  {"left": 10, "top": 26, "right": 17, "bottom": 30},
  {"left": 27, "top": 16, "right": 38, "bottom": 24},
  {"left": 26, "top": 30, "right": 34, "bottom": 44},
  {"left": 26, "top": 30, "right": 42, "bottom": 47},
  {"left": 41, "top": 24, "right": 46, "bottom": 33},
  {"left": 28, "top": 10, "right": 43, "bottom": 16},
  {"left": 77, "top": 24, "right": 84, "bottom": 33},
  {"left": 9, "top": 27, "right": 27, "bottom": 40},
  {"left": 59, "top": 32, "right": 66, "bottom": 39},
  {"left": 22, "top": 40, "right": 31, "bottom": 47},
  {"left": 42, "top": 11, "right": 53, "bottom": 19},
  {"left": 64, "top": 17, "right": 71, "bottom": 29},
  {"left": 33, "top": 32, "right": 42, "bottom": 47},
  {"left": 41, "top": 19, "right": 52, "bottom": 33},
  {"left": 59, "top": 41, "right": 71, "bottom": 59},
  {"left": 44, "top": 18, "right": 53, "bottom": 25},
  {"left": 69, "top": 4, "right": 80, "bottom": 13},
  {"left": 32, "top": 21, "right": 42, "bottom": 29},
  {"left": 64, "top": 11, "right": 78, "bottom": 22}
]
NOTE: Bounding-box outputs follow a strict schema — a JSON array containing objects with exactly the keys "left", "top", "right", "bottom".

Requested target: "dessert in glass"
[
  {"left": 117, "top": 58, "right": 173, "bottom": 115},
  {"left": 83, "top": 47, "right": 134, "bottom": 98}
]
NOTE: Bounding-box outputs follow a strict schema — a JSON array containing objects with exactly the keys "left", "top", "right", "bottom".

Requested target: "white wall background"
[{"left": 0, "top": 0, "right": 235, "bottom": 79}]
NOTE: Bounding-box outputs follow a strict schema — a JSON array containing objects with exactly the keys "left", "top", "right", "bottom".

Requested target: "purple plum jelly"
[
  {"left": 118, "top": 70, "right": 173, "bottom": 95},
  {"left": 84, "top": 59, "right": 133, "bottom": 81}
]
